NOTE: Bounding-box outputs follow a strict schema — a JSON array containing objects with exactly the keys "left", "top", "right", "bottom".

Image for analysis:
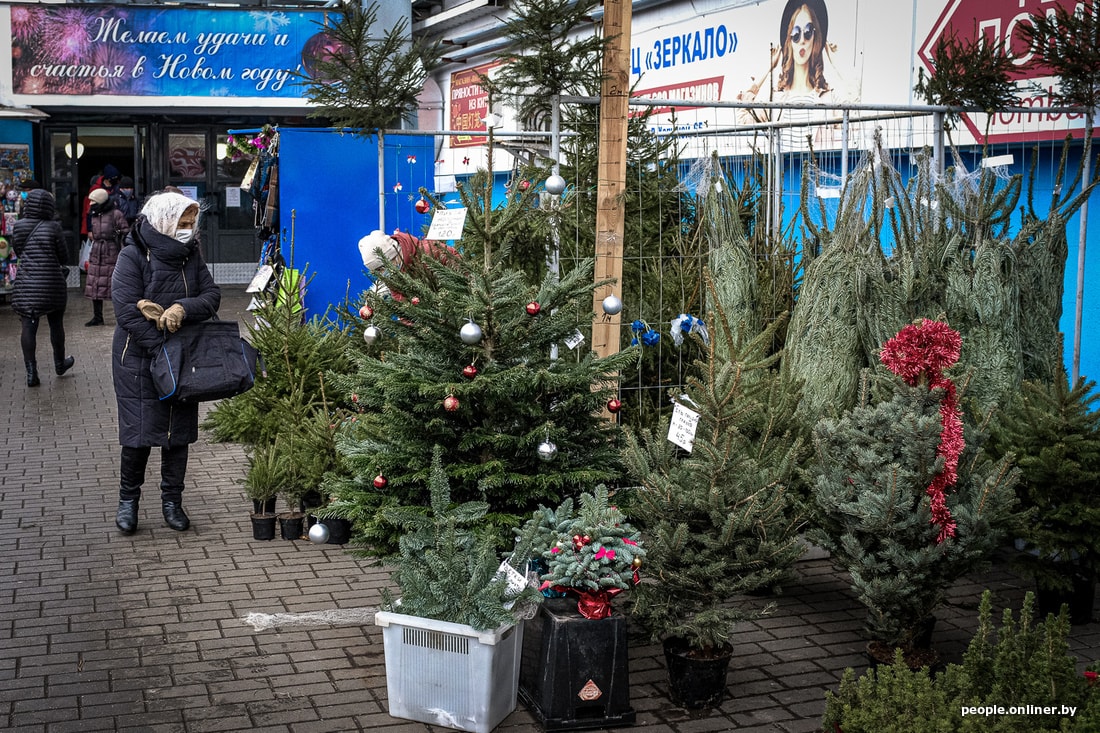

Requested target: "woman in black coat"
[
  {"left": 11, "top": 189, "right": 75, "bottom": 386},
  {"left": 111, "top": 191, "right": 220, "bottom": 534}
]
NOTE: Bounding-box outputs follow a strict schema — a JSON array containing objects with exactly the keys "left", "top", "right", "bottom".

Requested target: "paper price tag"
[
  {"left": 246, "top": 264, "right": 274, "bottom": 293},
  {"left": 667, "top": 402, "right": 700, "bottom": 452},
  {"left": 564, "top": 329, "right": 585, "bottom": 350},
  {"left": 426, "top": 207, "right": 468, "bottom": 241},
  {"left": 497, "top": 560, "right": 530, "bottom": 610}
]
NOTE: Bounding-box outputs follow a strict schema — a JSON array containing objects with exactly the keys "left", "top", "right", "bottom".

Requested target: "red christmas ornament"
[
  {"left": 462, "top": 364, "right": 478, "bottom": 379},
  {"left": 519, "top": 180, "right": 530, "bottom": 190},
  {"left": 525, "top": 301, "right": 541, "bottom": 316},
  {"left": 443, "top": 395, "right": 460, "bottom": 412},
  {"left": 411, "top": 296, "right": 420, "bottom": 305},
  {"left": 373, "top": 474, "right": 388, "bottom": 489},
  {"left": 415, "top": 198, "right": 430, "bottom": 214},
  {"left": 359, "top": 304, "right": 373, "bottom": 319},
  {"left": 606, "top": 398, "right": 622, "bottom": 414}
]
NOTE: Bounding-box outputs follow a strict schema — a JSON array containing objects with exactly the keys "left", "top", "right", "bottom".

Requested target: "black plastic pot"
[
  {"left": 323, "top": 517, "right": 352, "bottom": 545},
  {"left": 1036, "top": 571, "right": 1096, "bottom": 625},
  {"left": 662, "top": 637, "right": 733, "bottom": 710},
  {"left": 277, "top": 512, "right": 305, "bottom": 540},
  {"left": 252, "top": 497, "right": 277, "bottom": 515},
  {"left": 519, "top": 598, "right": 635, "bottom": 730},
  {"left": 250, "top": 513, "right": 277, "bottom": 541}
]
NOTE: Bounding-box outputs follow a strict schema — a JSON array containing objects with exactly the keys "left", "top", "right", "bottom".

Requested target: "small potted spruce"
[
  {"left": 375, "top": 446, "right": 539, "bottom": 733},
  {"left": 809, "top": 320, "right": 1021, "bottom": 668},
  {"left": 274, "top": 408, "right": 342, "bottom": 540},
  {"left": 242, "top": 441, "right": 282, "bottom": 541},
  {"left": 515, "top": 486, "right": 645, "bottom": 729},
  {"left": 620, "top": 302, "right": 807, "bottom": 710},
  {"left": 987, "top": 373, "right": 1100, "bottom": 624}
]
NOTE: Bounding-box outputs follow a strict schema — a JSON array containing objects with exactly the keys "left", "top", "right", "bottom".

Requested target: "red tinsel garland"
[{"left": 879, "top": 319, "right": 963, "bottom": 543}]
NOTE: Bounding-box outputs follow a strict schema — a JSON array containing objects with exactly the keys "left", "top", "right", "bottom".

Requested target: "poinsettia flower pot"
[
  {"left": 518, "top": 597, "right": 635, "bottom": 730},
  {"left": 375, "top": 608, "right": 523, "bottom": 733},
  {"left": 662, "top": 637, "right": 733, "bottom": 710}
]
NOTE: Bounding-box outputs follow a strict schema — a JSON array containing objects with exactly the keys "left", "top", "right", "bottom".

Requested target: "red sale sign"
[{"left": 918, "top": 0, "right": 1087, "bottom": 144}]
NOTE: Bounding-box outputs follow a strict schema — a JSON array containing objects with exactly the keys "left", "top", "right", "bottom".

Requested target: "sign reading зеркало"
[{"left": 10, "top": 4, "right": 334, "bottom": 98}]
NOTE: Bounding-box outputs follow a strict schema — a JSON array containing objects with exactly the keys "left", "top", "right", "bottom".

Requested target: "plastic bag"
[{"left": 78, "top": 237, "right": 92, "bottom": 272}]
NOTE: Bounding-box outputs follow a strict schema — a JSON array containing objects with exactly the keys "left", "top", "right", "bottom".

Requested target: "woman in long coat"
[
  {"left": 111, "top": 191, "right": 220, "bottom": 535},
  {"left": 11, "top": 189, "right": 75, "bottom": 386},
  {"left": 84, "top": 187, "right": 129, "bottom": 326}
]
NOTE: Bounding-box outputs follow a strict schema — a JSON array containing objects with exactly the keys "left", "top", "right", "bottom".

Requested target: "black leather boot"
[
  {"left": 25, "top": 361, "right": 39, "bottom": 387},
  {"left": 54, "top": 356, "right": 75, "bottom": 376},
  {"left": 116, "top": 499, "right": 139, "bottom": 534},
  {"left": 162, "top": 501, "right": 190, "bottom": 531}
]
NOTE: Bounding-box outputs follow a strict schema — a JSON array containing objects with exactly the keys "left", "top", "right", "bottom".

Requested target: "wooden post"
[{"left": 591, "top": 0, "right": 631, "bottom": 360}]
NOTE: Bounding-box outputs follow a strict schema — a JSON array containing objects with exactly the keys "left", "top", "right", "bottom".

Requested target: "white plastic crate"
[{"left": 375, "top": 610, "right": 524, "bottom": 733}]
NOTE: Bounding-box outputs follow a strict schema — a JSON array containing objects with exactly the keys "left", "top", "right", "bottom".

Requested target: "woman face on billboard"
[{"left": 779, "top": 1, "right": 829, "bottom": 95}]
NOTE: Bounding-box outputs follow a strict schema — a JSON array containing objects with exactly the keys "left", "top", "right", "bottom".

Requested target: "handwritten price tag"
[
  {"left": 426, "top": 208, "right": 468, "bottom": 241},
  {"left": 667, "top": 402, "right": 700, "bottom": 452}
]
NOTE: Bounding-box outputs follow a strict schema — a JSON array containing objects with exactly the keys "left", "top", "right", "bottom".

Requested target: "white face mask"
[{"left": 174, "top": 229, "right": 194, "bottom": 244}]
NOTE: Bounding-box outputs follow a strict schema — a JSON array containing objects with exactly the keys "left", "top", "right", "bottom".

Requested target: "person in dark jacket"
[
  {"left": 84, "top": 187, "right": 130, "bottom": 326},
  {"left": 111, "top": 191, "right": 220, "bottom": 534},
  {"left": 11, "top": 189, "right": 75, "bottom": 387},
  {"left": 111, "top": 176, "right": 141, "bottom": 225}
]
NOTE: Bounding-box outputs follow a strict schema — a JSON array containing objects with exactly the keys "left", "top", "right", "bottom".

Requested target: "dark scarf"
[{"left": 132, "top": 215, "right": 197, "bottom": 268}]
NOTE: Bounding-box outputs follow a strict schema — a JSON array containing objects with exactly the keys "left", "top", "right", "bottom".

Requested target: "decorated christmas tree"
[
  {"left": 326, "top": 144, "right": 638, "bottom": 554},
  {"left": 620, "top": 275, "right": 807, "bottom": 652},
  {"left": 809, "top": 319, "right": 1021, "bottom": 656}
]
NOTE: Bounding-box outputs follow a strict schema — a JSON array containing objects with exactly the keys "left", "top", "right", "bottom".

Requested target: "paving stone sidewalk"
[{"left": 1, "top": 286, "right": 1097, "bottom": 733}]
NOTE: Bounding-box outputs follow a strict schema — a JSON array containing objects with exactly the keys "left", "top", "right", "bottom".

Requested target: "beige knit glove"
[
  {"left": 136, "top": 299, "right": 164, "bottom": 323},
  {"left": 158, "top": 304, "right": 186, "bottom": 333}
]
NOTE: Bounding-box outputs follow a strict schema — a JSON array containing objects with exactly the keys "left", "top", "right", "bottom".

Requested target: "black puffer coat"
[
  {"left": 11, "top": 190, "right": 67, "bottom": 318},
  {"left": 111, "top": 216, "right": 221, "bottom": 448}
]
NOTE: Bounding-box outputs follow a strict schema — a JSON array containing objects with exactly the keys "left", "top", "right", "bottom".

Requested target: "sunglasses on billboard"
[{"left": 790, "top": 23, "right": 815, "bottom": 44}]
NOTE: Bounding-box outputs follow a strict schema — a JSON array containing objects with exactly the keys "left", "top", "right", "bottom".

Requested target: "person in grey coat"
[
  {"left": 110, "top": 191, "right": 220, "bottom": 534},
  {"left": 11, "top": 189, "right": 75, "bottom": 386}
]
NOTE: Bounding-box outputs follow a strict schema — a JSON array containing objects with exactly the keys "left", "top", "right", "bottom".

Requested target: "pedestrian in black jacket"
[
  {"left": 11, "top": 189, "right": 75, "bottom": 386},
  {"left": 110, "top": 191, "right": 220, "bottom": 534}
]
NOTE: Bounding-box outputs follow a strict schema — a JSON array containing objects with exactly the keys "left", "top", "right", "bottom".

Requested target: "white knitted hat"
[{"left": 140, "top": 191, "right": 199, "bottom": 237}]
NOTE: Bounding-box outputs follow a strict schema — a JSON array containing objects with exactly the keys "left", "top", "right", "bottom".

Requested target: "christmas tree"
[
  {"left": 620, "top": 275, "right": 807, "bottom": 652},
  {"left": 809, "top": 320, "right": 1020, "bottom": 652},
  {"left": 381, "top": 446, "right": 538, "bottom": 631},
  {"left": 326, "top": 143, "right": 638, "bottom": 554}
]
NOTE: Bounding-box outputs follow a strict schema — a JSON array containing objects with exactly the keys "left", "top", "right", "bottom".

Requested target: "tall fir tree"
[
  {"left": 326, "top": 133, "right": 638, "bottom": 555},
  {"left": 620, "top": 275, "right": 807, "bottom": 652}
]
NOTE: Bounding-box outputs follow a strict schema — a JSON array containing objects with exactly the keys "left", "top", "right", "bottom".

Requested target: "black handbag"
[{"left": 150, "top": 319, "right": 260, "bottom": 402}]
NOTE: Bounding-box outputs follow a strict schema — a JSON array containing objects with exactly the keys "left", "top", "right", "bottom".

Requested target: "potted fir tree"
[
  {"left": 515, "top": 487, "right": 644, "bottom": 729},
  {"left": 241, "top": 441, "right": 282, "bottom": 541},
  {"left": 620, "top": 296, "right": 807, "bottom": 710},
  {"left": 809, "top": 319, "right": 1021, "bottom": 667},
  {"left": 374, "top": 446, "right": 539, "bottom": 733},
  {"left": 987, "top": 374, "right": 1100, "bottom": 624}
]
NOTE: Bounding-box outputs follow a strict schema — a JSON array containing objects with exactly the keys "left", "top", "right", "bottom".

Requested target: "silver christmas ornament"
[
  {"left": 544, "top": 174, "right": 567, "bottom": 196},
  {"left": 537, "top": 440, "right": 558, "bottom": 462},
  {"left": 601, "top": 294, "right": 623, "bottom": 315},
  {"left": 364, "top": 325, "right": 381, "bottom": 344},
  {"left": 308, "top": 523, "right": 330, "bottom": 544},
  {"left": 460, "top": 321, "right": 483, "bottom": 345}
]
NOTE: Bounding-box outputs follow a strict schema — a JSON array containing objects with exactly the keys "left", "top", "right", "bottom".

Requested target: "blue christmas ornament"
[
  {"left": 630, "top": 319, "right": 646, "bottom": 334},
  {"left": 670, "top": 313, "right": 710, "bottom": 346}
]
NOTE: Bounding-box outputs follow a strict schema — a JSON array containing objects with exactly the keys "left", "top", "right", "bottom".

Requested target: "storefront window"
[{"left": 167, "top": 133, "right": 206, "bottom": 179}]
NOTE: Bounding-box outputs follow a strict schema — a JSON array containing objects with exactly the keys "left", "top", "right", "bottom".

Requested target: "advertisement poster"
[
  {"left": 628, "top": 0, "right": 1087, "bottom": 151},
  {"left": 448, "top": 60, "right": 502, "bottom": 149},
  {"left": 9, "top": 4, "right": 335, "bottom": 98}
]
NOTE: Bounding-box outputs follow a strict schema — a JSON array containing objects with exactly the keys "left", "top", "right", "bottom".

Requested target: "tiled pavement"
[{"left": 1, "top": 286, "right": 1098, "bottom": 733}]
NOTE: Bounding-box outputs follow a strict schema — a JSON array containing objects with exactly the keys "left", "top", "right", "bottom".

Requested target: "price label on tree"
[
  {"left": 667, "top": 402, "right": 700, "bottom": 452},
  {"left": 426, "top": 207, "right": 468, "bottom": 241}
]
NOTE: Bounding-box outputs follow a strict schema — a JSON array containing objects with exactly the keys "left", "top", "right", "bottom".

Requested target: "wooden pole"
[{"left": 591, "top": 0, "right": 631, "bottom": 360}]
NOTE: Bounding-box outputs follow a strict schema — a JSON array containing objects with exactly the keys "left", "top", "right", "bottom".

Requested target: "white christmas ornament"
[
  {"left": 537, "top": 440, "right": 558, "bottom": 461},
  {"left": 544, "top": 174, "right": 567, "bottom": 196},
  {"left": 308, "top": 523, "right": 330, "bottom": 544},
  {"left": 364, "top": 325, "right": 381, "bottom": 344},
  {"left": 460, "top": 321, "right": 483, "bottom": 345},
  {"left": 601, "top": 294, "right": 623, "bottom": 315}
]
